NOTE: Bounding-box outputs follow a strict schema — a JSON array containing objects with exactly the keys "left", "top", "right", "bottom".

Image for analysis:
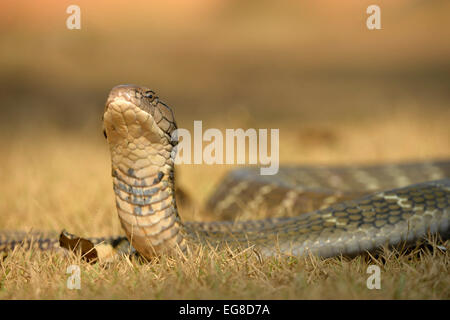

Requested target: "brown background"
[
  {"left": 0, "top": 0, "right": 449, "bottom": 216},
  {"left": 1, "top": 0, "right": 449, "bottom": 127}
]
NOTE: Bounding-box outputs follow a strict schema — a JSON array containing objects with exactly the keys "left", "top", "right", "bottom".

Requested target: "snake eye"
[
  {"left": 103, "top": 129, "right": 108, "bottom": 139},
  {"left": 145, "top": 90, "right": 155, "bottom": 100}
]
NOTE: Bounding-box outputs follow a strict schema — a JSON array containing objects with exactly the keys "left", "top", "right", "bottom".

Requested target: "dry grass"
[
  {"left": 1, "top": 238, "right": 449, "bottom": 300},
  {"left": 0, "top": 110, "right": 449, "bottom": 299}
]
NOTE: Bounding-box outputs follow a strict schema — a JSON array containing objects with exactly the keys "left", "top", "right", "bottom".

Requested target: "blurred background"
[{"left": 0, "top": 0, "right": 449, "bottom": 232}]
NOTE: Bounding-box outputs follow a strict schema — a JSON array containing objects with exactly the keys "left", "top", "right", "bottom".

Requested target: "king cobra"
[{"left": 1, "top": 84, "right": 449, "bottom": 261}]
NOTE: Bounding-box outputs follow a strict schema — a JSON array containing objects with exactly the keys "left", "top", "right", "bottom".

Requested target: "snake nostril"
[{"left": 103, "top": 130, "right": 108, "bottom": 139}]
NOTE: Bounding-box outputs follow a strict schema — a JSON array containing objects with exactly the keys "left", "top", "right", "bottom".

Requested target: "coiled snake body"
[{"left": 1, "top": 84, "right": 449, "bottom": 260}]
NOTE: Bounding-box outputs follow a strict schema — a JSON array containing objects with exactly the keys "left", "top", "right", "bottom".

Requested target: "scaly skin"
[
  {"left": 102, "top": 85, "right": 450, "bottom": 260},
  {"left": 1, "top": 85, "right": 449, "bottom": 259}
]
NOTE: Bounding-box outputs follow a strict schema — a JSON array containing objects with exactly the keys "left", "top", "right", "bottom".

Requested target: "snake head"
[{"left": 103, "top": 84, "right": 178, "bottom": 148}]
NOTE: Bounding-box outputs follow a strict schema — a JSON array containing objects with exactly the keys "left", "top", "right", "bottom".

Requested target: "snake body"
[
  {"left": 207, "top": 162, "right": 450, "bottom": 221},
  {"left": 1, "top": 84, "right": 449, "bottom": 260}
]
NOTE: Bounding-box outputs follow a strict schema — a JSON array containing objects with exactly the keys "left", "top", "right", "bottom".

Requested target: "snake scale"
[{"left": 1, "top": 84, "right": 449, "bottom": 261}]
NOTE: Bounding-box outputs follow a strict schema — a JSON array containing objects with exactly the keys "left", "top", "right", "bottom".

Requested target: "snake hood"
[{"left": 103, "top": 84, "right": 185, "bottom": 259}]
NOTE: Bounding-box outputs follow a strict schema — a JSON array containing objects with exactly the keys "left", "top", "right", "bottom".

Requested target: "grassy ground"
[
  {"left": 0, "top": 111, "right": 449, "bottom": 299},
  {"left": 1, "top": 238, "right": 448, "bottom": 299}
]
